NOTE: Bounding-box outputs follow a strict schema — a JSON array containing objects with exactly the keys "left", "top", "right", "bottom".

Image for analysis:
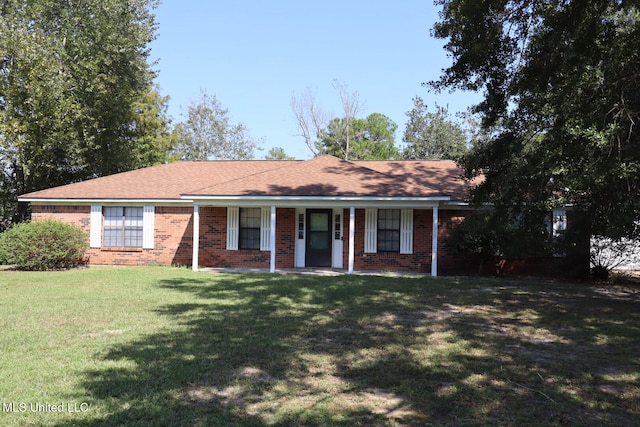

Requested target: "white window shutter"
[
  {"left": 364, "top": 208, "right": 377, "bottom": 253},
  {"left": 142, "top": 205, "right": 155, "bottom": 249},
  {"left": 227, "top": 207, "right": 239, "bottom": 250},
  {"left": 260, "top": 207, "right": 271, "bottom": 251},
  {"left": 400, "top": 209, "right": 413, "bottom": 254},
  {"left": 552, "top": 208, "right": 567, "bottom": 238},
  {"left": 90, "top": 205, "right": 102, "bottom": 248}
]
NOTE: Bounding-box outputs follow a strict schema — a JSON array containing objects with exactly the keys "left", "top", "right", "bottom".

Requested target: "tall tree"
[
  {"left": 431, "top": 0, "right": 640, "bottom": 240},
  {"left": 170, "top": 91, "right": 259, "bottom": 160},
  {"left": 331, "top": 80, "right": 364, "bottom": 160},
  {"left": 0, "top": 0, "right": 162, "bottom": 227},
  {"left": 321, "top": 113, "right": 399, "bottom": 160},
  {"left": 291, "top": 80, "right": 364, "bottom": 158},
  {"left": 402, "top": 97, "right": 469, "bottom": 160},
  {"left": 290, "top": 88, "right": 329, "bottom": 156}
]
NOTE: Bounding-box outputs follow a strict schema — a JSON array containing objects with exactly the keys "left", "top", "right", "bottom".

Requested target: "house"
[{"left": 18, "top": 155, "right": 582, "bottom": 276}]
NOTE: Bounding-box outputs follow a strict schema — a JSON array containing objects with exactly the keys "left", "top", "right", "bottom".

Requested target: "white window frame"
[
  {"left": 227, "top": 206, "right": 271, "bottom": 251},
  {"left": 90, "top": 204, "right": 154, "bottom": 249},
  {"left": 364, "top": 208, "right": 413, "bottom": 254}
]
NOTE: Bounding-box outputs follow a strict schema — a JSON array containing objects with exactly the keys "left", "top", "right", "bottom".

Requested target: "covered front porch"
[{"left": 188, "top": 198, "right": 447, "bottom": 276}]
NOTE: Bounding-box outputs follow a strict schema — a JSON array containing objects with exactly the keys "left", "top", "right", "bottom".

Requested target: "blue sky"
[{"left": 149, "top": 1, "right": 479, "bottom": 159}]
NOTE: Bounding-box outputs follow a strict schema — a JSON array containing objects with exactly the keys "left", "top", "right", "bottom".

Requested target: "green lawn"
[{"left": 0, "top": 267, "right": 638, "bottom": 426}]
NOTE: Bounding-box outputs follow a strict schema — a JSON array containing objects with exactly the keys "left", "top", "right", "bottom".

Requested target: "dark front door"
[{"left": 306, "top": 210, "right": 332, "bottom": 267}]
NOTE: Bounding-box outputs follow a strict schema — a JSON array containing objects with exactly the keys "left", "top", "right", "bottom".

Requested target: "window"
[
  {"left": 364, "top": 208, "right": 413, "bottom": 254},
  {"left": 103, "top": 207, "right": 143, "bottom": 248},
  {"left": 551, "top": 208, "right": 567, "bottom": 239},
  {"left": 239, "top": 208, "right": 261, "bottom": 250},
  {"left": 334, "top": 213, "right": 342, "bottom": 240},
  {"left": 377, "top": 209, "right": 401, "bottom": 252},
  {"left": 227, "top": 207, "right": 271, "bottom": 251},
  {"left": 298, "top": 213, "right": 305, "bottom": 240}
]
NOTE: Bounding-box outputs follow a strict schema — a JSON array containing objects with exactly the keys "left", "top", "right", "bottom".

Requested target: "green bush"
[{"left": 0, "top": 220, "right": 88, "bottom": 270}]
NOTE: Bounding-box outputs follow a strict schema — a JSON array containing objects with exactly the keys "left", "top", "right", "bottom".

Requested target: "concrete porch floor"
[{"left": 199, "top": 267, "right": 430, "bottom": 277}]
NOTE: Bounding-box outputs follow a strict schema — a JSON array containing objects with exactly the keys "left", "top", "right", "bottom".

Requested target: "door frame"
[{"left": 305, "top": 209, "right": 333, "bottom": 267}]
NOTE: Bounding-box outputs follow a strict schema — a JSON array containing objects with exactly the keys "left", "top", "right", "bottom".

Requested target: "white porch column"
[
  {"left": 431, "top": 206, "right": 439, "bottom": 277},
  {"left": 348, "top": 207, "right": 355, "bottom": 274},
  {"left": 270, "top": 205, "right": 276, "bottom": 273},
  {"left": 192, "top": 204, "right": 200, "bottom": 272}
]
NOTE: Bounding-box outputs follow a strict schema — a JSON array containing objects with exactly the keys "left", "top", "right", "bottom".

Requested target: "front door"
[{"left": 306, "top": 209, "right": 332, "bottom": 267}]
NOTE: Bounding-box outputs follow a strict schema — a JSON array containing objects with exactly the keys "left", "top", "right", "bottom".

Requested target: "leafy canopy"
[
  {"left": 264, "top": 147, "right": 295, "bottom": 160},
  {"left": 0, "top": 0, "right": 167, "bottom": 228},
  {"left": 170, "top": 91, "right": 260, "bottom": 160},
  {"left": 402, "top": 97, "right": 469, "bottom": 160},
  {"left": 431, "top": 0, "right": 640, "bottom": 240},
  {"left": 321, "top": 113, "right": 399, "bottom": 160}
]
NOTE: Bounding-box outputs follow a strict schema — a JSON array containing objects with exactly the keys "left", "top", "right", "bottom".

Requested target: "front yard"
[{"left": 1, "top": 267, "right": 638, "bottom": 426}]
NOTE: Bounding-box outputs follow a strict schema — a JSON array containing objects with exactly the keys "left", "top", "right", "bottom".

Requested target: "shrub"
[
  {"left": 443, "top": 210, "right": 551, "bottom": 275},
  {"left": 590, "top": 235, "right": 640, "bottom": 281},
  {"left": 0, "top": 220, "right": 88, "bottom": 270}
]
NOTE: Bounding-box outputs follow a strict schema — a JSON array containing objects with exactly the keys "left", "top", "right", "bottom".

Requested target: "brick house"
[{"left": 18, "top": 155, "right": 576, "bottom": 275}]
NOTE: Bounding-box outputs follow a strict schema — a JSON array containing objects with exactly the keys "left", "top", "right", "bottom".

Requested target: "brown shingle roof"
[
  {"left": 355, "top": 159, "right": 476, "bottom": 200},
  {"left": 19, "top": 156, "right": 474, "bottom": 201},
  {"left": 19, "top": 160, "right": 292, "bottom": 200},
  {"left": 186, "top": 155, "right": 464, "bottom": 198}
]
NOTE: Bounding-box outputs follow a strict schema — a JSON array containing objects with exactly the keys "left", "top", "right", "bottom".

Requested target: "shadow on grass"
[{"left": 60, "top": 275, "right": 640, "bottom": 426}]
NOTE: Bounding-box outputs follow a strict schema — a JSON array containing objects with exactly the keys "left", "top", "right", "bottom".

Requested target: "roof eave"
[
  {"left": 19, "top": 197, "right": 192, "bottom": 205},
  {"left": 182, "top": 194, "right": 452, "bottom": 208}
]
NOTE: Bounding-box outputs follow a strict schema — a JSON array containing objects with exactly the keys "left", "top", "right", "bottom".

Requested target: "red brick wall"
[
  {"left": 276, "top": 208, "right": 296, "bottom": 268},
  {"left": 31, "top": 205, "right": 298, "bottom": 269},
  {"left": 31, "top": 204, "right": 588, "bottom": 276},
  {"left": 434, "top": 209, "right": 590, "bottom": 277},
  {"left": 31, "top": 205, "right": 193, "bottom": 266},
  {"left": 29, "top": 204, "right": 480, "bottom": 273},
  {"left": 437, "top": 210, "right": 476, "bottom": 275},
  {"left": 345, "top": 208, "right": 433, "bottom": 273},
  {"left": 337, "top": 208, "right": 474, "bottom": 273},
  {"left": 198, "top": 207, "right": 296, "bottom": 269}
]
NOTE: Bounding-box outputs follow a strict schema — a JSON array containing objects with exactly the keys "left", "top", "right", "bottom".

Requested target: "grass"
[{"left": 0, "top": 266, "right": 639, "bottom": 426}]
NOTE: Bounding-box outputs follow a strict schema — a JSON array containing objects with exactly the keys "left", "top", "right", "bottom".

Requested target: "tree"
[
  {"left": 402, "top": 97, "right": 469, "bottom": 160},
  {"left": 331, "top": 80, "right": 364, "bottom": 160},
  {"left": 264, "top": 147, "right": 294, "bottom": 160},
  {"left": 291, "top": 80, "right": 364, "bottom": 158},
  {"left": 290, "top": 88, "right": 329, "bottom": 156},
  {"left": 170, "top": 91, "right": 259, "bottom": 160},
  {"left": 321, "top": 113, "right": 399, "bottom": 160},
  {"left": 129, "top": 88, "right": 173, "bottom": 169},
  {"left": 0, "top": 0, "right": 163, "bottom": 228},
  {"left": 431, "top": 0, "right": 640, "bottom": 241}
]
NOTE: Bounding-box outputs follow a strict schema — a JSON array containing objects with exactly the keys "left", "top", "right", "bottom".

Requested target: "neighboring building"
[{"left": 18, "top": 155, "right": 586, "bottom": 276}]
